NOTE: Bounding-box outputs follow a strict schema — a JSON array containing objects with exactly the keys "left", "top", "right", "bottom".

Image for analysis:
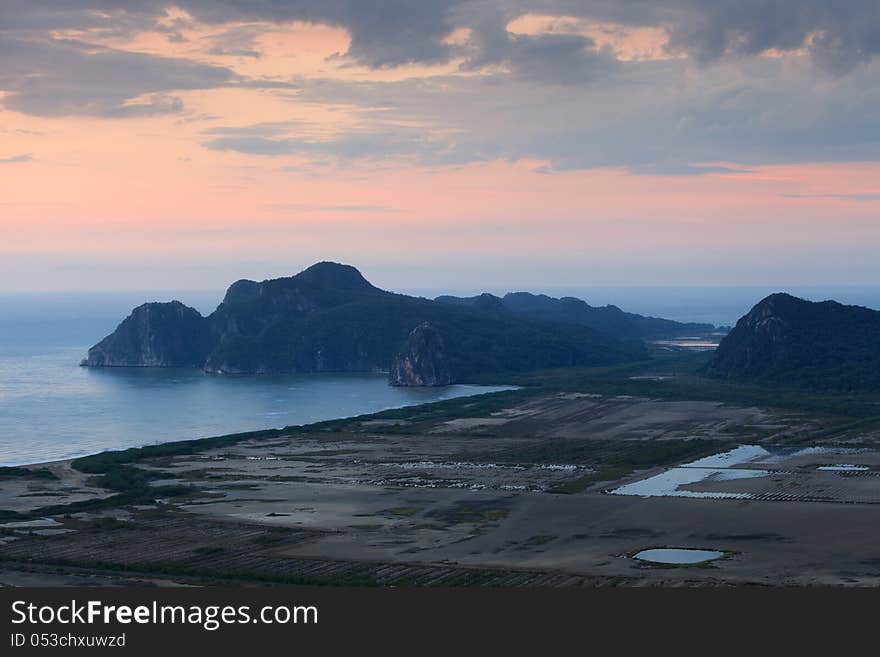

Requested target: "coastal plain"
[{"left": 4, "top": 356, "right": 880, "bottom": 587}]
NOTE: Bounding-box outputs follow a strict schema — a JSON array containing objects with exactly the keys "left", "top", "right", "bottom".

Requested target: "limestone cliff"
[
  {"left": 389, "top": 322, "right": 454, "bottom": 386},
  {"left": 83, "top": 301, "right": 209, "bottom": 367}
]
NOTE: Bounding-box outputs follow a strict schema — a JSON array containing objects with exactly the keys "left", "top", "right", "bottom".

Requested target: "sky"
[{"left": 1, "top": 1, "right": 879, "bottom": 293}]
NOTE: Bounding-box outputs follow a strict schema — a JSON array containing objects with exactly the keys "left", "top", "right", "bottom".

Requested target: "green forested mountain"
[
  {"left": 85, "top": 262, "right": 646, "bottom": 385},
  {"left": 704, "top": 293, "right": 880, "bottom": 392},
  {"left": 436, "top": 291, "right": 713, "bottom": 339}
]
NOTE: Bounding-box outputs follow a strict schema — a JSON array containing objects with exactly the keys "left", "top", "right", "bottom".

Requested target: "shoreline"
[
  {"left": 3, "top": 384, "right": 519, "bottom": 471},
  {"left": 6, "top": 357, "right": 880, "bottom": 588}
]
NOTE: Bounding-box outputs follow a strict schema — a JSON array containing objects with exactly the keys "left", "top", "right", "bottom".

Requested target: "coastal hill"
[
  {"left": 436, "top": 292, "right": 714, "bottom": 339},
  {"left": 84, "top": 262, "right": 651, "bottom": 385},
  {"left": 704, "top": 293, "right": 880, "bottom": 392}
]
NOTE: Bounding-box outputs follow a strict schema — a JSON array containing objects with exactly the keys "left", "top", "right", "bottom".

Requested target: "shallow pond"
[
  {"left": 609, "top": 444, "right": 875, "bottom": 499},
  {"left": 633, "top": 548, "right": 725, "bottom": 565}
]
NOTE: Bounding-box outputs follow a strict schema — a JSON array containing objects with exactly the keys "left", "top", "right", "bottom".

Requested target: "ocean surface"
[
  {"left": 1, "top": 285, "right": 878, "bottom": 466},
  {"left": 0, "top": 295, "right": 514, "bottom": 466}
]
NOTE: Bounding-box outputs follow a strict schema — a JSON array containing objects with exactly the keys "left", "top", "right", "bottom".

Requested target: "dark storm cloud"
[
  {"left": 0, "top": 33, "right": 295, "bottom": 118},
  {"left": 2, "top": 1, "right": 879, "bottom": 171},
  {"left": 0, "top": 1, "right": 464, "bottom": 67},
  {"left": 0, "top": 1, "right": 168, "bottom": 39},
  {"left": 178, "top": 0, "right": 463, "bottom": 67},
  {"left": 505, "top": 33, "right": 616, "bottom": 83},
  {"left": 0, "top": 2, "right": 291, "bottom": 118},
  {"left": 0, "top": 37, "right": 237, "bottom": 117},
  {"left": 663, "top": 0, "right": 880, "bottom": 74},
  {"left": 3, "top": 1, "right": 880, "bottom": 75},
  {"left": 284, "top": 55, "right": 880, "bottom": 172},
  {"left": 461, "top": 17, "right": 618, "bottom": 84},
  {"left": 453, "top": 1, "right": 880, "bottom": 76},
  {"left": 554, "top": 1, "right": 880, "bottom": 73}
]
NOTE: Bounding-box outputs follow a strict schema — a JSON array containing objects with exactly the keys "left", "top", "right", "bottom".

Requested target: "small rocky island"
[{"left": 84, "top": 262, "right": 708, "bottom": 386}]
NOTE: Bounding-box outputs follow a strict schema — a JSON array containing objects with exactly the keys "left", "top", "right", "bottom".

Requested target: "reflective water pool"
[{"left": 633, "top": 548, "right": 725, "bottom": 565}]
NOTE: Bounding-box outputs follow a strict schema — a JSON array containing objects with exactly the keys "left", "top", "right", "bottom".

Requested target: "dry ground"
[{"left": 4, "top": 390, "right": 880, "bottom": 587}]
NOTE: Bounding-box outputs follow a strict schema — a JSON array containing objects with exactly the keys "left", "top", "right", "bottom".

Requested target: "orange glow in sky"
[{"left": 2, "top": 6, "right": 879, "bottom": 291}]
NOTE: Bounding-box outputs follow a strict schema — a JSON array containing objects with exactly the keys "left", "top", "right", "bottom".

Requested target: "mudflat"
[{"left": 4, "top": 373, "right": 880, "bottom": 587}]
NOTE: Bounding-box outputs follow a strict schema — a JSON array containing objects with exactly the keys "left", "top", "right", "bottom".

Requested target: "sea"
[{"left": 1, "top": 285, "right": 878, "bottom": 467}]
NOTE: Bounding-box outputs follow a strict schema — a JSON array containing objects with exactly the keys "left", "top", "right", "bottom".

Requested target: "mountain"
[
  {"left": 389, "top": 322, "right": 454, "bottom": 386},
  {"left": 435, "top": 292, "right": 713, "bottom": 339},
  {"left": 83, "top": 262, "right": 646, "bottom": 385},
  {"left": 704, "top": 293, "right": 880, "bottom": 392},
  {"left": 85, "top": 301, "right": 210, "bottom": 367}
]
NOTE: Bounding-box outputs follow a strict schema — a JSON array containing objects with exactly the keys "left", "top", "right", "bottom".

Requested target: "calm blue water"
[{"left": 0, "top": 301, "right": 511, "bottom": 466}]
